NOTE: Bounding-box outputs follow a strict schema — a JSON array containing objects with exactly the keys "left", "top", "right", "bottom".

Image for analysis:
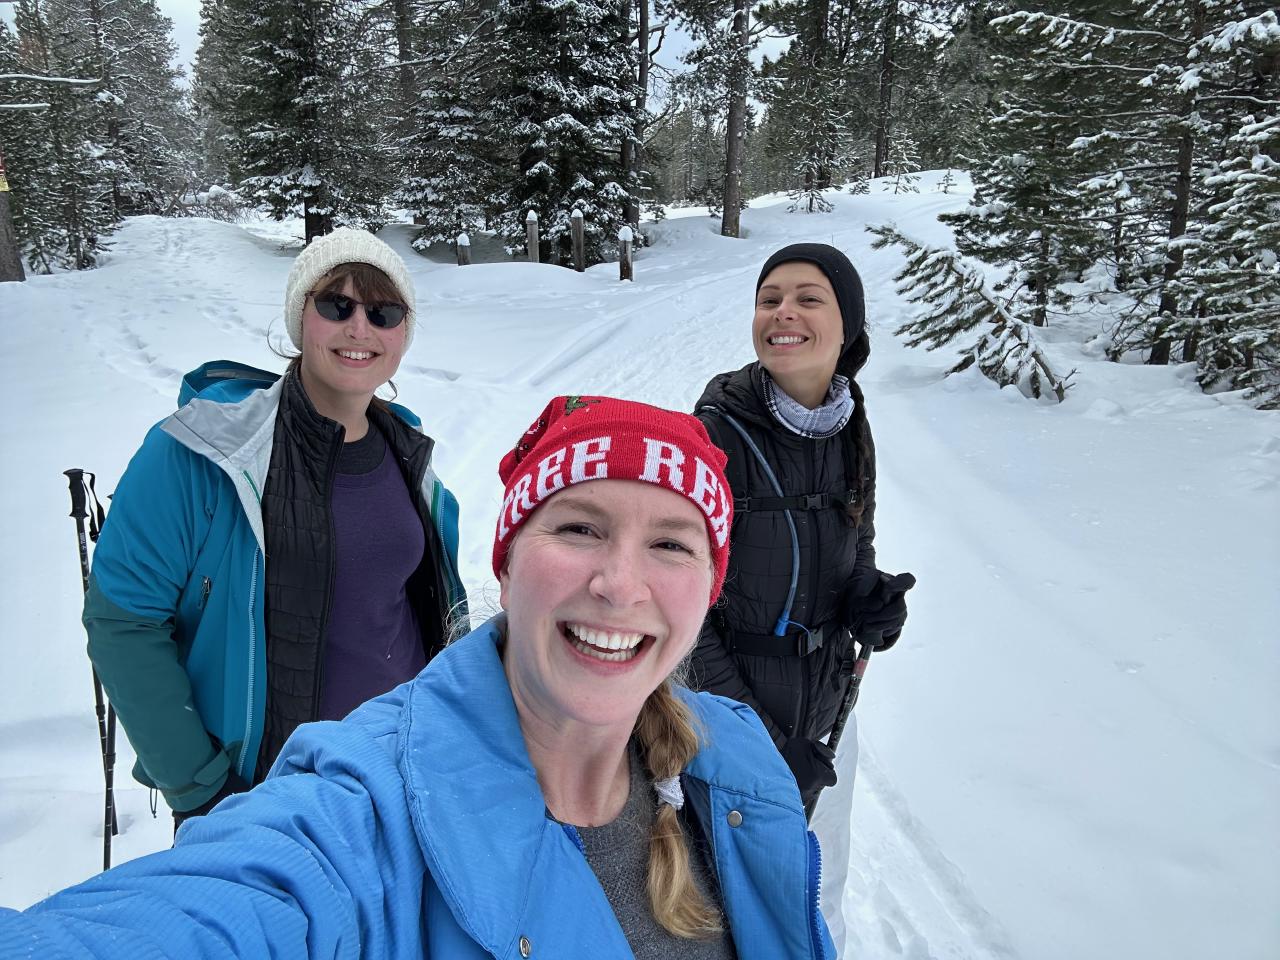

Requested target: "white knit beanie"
[{"left": 283, "top": 227, "right": 417, "bottom": 350}]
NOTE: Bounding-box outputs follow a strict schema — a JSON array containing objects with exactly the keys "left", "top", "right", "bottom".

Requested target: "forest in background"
[{"left": 1, "top": 0, "right": 1277, "bottom": 405}]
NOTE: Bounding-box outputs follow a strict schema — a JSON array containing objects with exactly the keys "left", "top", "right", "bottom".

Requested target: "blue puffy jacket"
[{"left": 2, "top": 617, "right": 834, "bottom": 959}]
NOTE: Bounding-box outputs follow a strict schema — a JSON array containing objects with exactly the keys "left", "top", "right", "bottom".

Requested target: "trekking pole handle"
[
  {"left": 65, "top": 468, "right": 88, "bottom": 519},
  {"left": 825, "top": 636, "right": 875, "bottom": 755}
]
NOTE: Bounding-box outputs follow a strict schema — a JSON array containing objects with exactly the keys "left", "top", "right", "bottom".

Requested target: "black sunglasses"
[{"left": 310, "top": 293, "right": 407, "bottom": 329}]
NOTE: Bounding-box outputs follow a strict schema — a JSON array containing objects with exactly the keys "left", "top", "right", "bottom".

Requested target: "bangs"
[{"left": 312, "top": 262, "right": 407, "bottom": 307}]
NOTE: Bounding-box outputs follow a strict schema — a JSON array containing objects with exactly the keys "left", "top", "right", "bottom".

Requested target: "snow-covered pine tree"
[
  {"left": 868, "top": 222, "right": 1074, "bottom": 401},
  {"left": 885, "top": 131, "right": 920, "bottom": 193},
  {"left": 940, "top": 1, "right": 1110, "bottom": 328},
  {"left": 488, "top": 0, "right": 637, "bottom": 265},
  {"left": 648, "top": 82, "right": 730, "bottom": 205},
  {"left": 0, "top": 0, "right": 116, "bottom": 270},
  {"left": 1009, "top": 2, "right": 1272, "bottom": 368},
  {"left": 911, "top": 1, "right": 1007, "bottom": 172},
  {"left": 756, "top": 0, "right": 858, "bottom": 213},
  {"left": 1173, "top": 10, "right": 1279, "bottom": 406},
  {"left": 70, "top": 0, "right": 195, "bottom": 216},
  {"left": 1184, "top": 15, "right": 1280, "bottom": 407},
  {"left": 192, "top": 0, "right": 239, "bottom": 187},
  {"left": 394, "top": 0, "right": 502, "bottom": 252},
  {"left": 205, "top": 0, "right": 394, "bottom": 241}
]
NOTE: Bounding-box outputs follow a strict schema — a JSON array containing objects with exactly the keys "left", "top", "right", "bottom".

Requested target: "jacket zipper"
[
  {"left": 199, "top": 576, "right": 212, "bottom": 609},
  {"left": 805, "top": 438, "right": 823, "bottom": 733},
  {"left": 807, "top": 829, "right": 827, "bottom": 959},
  {"left": 405, "top": 439, "right": 452, "bottom": 658},
  {"left": 237, "top": 549, "right": 260, "bottom": 779}
]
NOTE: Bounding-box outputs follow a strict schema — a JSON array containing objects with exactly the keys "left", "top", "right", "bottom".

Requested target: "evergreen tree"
[
  {"left": 394, "top": 0, "right": 502, "bottom": 251},
  {"left": 671, "top": 0, "right": 756, "bottom": 235},
  {"left": 648, "top": 85, "right": 729, "bottom": 206},
  {"left": 869, "top": 222, "right": 1074, "bottom": 400},
  {"left": 192, "top": 0, "right": 238, "bottom": 186},
  {"left": 203, "top": 0, "right": 394, "bottom": 240},
  {"left": 1005, "top": 2, "right": 1274, "bottom": 367},
  {"left": 1183, "top": 15, "right": 1280, "bottom": 406},
  {"left": 940, "top": 1, "right": 1109, "bottom": 328},
  {"left": 0, "top": 0, "right": 116, "bottom": 270},
  {"left": 756, "top": 0, "right": 858, "bottom": 208},
  {"left": 487, "top": 0, "right": 637, "bottom": 264},
  {"left": 886, "top": 131, "right": 920, "bottom": 193},
  {"left": 75, "top": 0, "right": 195, "bottom": 215}
]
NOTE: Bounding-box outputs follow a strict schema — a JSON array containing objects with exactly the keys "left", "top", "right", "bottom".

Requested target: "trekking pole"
[
  {"left": 64, "top": 468, "right": 118, "bottom": 871},
  {"left": 805, "top": 634, "right": 877, "bottom": 822}
]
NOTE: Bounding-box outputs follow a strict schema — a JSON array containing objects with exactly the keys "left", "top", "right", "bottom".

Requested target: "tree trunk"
[
  {"left": 720, "top": 0, "right": 750, "bottom": 238},
  {"left": 0, "top": 145, "right": 25, "bottom": 282},
  {"left": 393, "top": 0, "right": 415, "bottom": 139},
  {"left": 86, "top": 0, "right": 122, "bottom": 216},
  {"left": 304, "top": 202, "right": 327, "bottom": 244},
  {"left": 1149, "top": 1, "right": 1204, "bottom": 366},
  {"left": 628, "top": 0, "right": 649, "bottom": 228},
  {"left": 872, "top": 0, "right": 898, "bottom": 180}
]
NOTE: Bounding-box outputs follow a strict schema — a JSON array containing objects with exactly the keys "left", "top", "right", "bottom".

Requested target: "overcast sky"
[
  {"left": 4, "top": 0, "right": 783, "bottom": 95},
  {"left": 160, "top": 0, "right": 203, "bottom": 81}
]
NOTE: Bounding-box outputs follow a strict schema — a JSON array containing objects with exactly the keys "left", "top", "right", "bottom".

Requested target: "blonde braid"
[{"left": 633, "top": 680, "right": 723, "bottom": 939}]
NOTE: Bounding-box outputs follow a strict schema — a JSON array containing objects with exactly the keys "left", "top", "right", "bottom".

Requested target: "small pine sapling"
[{"left": 868, "top": 223, "right": 1075, "bottom": 401}]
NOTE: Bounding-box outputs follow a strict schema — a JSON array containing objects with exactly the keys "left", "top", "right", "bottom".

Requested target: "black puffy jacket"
[
  {"left": 255, "top": 370, "right": 454, "bottom": 779},
  {"left": 691, "top": 363, "right": 878, "bottom": 746}
]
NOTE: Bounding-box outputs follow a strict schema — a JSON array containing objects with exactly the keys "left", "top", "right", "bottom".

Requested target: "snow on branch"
[
  {"left": 0, "top": 73, "right": 101, "bottom": 85},
  {"left": 867, "top": 223, "right": 1075, "bottom": 403}
]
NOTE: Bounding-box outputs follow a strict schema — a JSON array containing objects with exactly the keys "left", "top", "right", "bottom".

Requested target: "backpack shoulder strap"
[{"left": 698, "top": 405, "right": 750, "bottom": 506}]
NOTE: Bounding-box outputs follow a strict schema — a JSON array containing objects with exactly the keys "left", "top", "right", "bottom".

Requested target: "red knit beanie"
[{"left": 493, "top": 395, "right": 733, "bottom": 604}]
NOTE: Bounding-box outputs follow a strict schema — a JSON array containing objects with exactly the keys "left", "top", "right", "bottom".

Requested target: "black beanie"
[{"left": 755, "top": 243, "right": 866, "bottom": 357}]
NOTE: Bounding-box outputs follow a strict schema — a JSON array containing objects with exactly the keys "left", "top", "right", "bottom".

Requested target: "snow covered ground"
[{"left": 1, "top": 173, "right": 1277, "bottom": 959}]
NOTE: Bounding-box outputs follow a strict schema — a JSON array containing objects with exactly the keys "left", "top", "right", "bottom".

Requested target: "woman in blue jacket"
[
  {"left": 81, "top": 228, "right": 467, "bottom": 826},
  {"left": 3, "top": 396, "right": 833, "bottom": 960}
]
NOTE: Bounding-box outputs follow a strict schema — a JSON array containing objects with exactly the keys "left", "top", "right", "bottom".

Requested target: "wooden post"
[
  {"left": 526, "top": 210, "right": 539, "bottom": 263},
  {"left": 571, "top": 208, "right": 585, "bottom": 272},
  {"left": 619, "top": 225, "right": 633, "bottom": 282},
  {"left": 456, "top": 232, "right": 471, "bottom": 266},
  {"left": 0, "top": 144, "right": 24, "bottom": 282}
]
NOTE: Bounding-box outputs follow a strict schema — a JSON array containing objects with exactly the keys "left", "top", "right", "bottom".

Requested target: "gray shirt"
[{"left": 573, "top": 746, "right": 738, "bottom": 960}]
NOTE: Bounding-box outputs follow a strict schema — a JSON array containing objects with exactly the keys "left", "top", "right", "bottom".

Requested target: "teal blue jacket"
[
  {"left": 83, "top": 361, "right": 466, "bottom": 812},
  {"left": 3, "top": 617, "right": 833, "bottom": 959}
]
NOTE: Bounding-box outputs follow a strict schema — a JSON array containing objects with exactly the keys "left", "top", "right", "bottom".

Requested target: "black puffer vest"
[
  {"left": 254, "top": 371, "right": 451, "bottom": 780},
  {"left": 691, "top": 363, "right": 878, "bottom": 745}
]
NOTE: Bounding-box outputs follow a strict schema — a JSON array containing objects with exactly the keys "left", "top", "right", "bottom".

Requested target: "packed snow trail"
[{"left": 1, "top": 176, "right": 1276, "bottom": 960}]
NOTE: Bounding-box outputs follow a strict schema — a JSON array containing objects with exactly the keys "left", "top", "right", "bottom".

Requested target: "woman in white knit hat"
[{"left": 82, "top": 228, "right": 467, "bottom": 830}]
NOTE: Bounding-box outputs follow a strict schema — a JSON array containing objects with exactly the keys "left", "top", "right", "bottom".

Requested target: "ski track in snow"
[
  {"left": 2, "top": 178, "right": 1277, "bottom": 960},
  {"left": 847, "top": 745, "right": 1020, "bottom": 960}
]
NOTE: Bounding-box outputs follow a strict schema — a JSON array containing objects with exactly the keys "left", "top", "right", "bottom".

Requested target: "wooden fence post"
[
  {"left": 456, "top": 232, "right": 471, "bottom": 266},
  {"left": 618, "top": 225, "right": 634, "bottom": 282},
  {"left": 526, "top": 210, "right": 539, "bottom": 263},
  {"left": 571, "top": 208, "right": 585, "bottom": 272},
  {"left": 0, "top": 144, "right": 24, "bottom": 283}
]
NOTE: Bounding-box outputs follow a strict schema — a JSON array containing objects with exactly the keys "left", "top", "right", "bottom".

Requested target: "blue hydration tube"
[{"left": 713, "top": 409, "right": 809, "bottom": 640}]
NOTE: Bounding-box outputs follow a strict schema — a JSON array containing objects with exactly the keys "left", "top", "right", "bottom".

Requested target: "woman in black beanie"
[{"left": 691, "top": 242, "right": 914, "bottom": 957}]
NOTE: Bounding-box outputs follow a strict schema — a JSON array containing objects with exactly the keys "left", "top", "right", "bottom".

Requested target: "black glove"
[
  {"left": 781, "top": 737, "right": 837, "bottom": 807},
  {"left": 845, "top": 571, "right": 917, "bottom": 651},
  {"left": 172, "top": 769, "right": 250, "bottom": 830}
]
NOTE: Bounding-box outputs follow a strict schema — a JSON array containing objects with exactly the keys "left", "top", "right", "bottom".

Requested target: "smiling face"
[
  {"left": 298, "top": 269, "right": 408, "bottom": 413},
  {"left": 753, "top": 261, "right": 845, "bottom": 404},
  {"left": 499, "top": 479, "right": 715, "bottom": 735}
]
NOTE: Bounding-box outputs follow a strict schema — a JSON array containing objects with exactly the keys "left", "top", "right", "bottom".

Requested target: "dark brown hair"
[
  {"left": 838, "top": 330, "right": 873, "bottom": 528},
  {"left": 274, "top": 262, "right": 409, "bottom": 410}
]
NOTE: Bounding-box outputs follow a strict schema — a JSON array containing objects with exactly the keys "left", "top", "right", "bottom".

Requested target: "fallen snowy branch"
[{"left": 867, "top": 223, "right": 1075, "bottom": 402}]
